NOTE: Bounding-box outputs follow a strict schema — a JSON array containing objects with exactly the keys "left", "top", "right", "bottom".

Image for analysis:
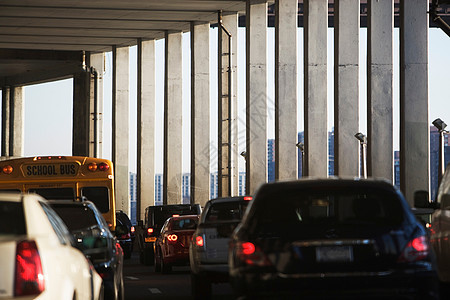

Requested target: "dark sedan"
[
  {"left": 228, "top": 178, "right": 439, "bottom": 299},
  {"left": 49, "top": 200, "right": 124, "bottom": 300}
]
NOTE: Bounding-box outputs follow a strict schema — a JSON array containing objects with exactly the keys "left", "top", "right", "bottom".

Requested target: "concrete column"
[
  {"left": 163, "top": 32, "right": 183, "bottom": 205},
  {"left": 191, "top": 23, "right": 210, "bottom": 207},
  {"left": 89, "top": 53, "right": 104, "bottom": 158},
  {"left": 400, "top": 0, "right": 429, "bottom": 204},
  {"left": 275, "top": 0, "right": 298, "bottom": 180},
  {"left": 1, "top": 86, "right": 10, "bottom": 157},
  {"left": 72, "top": 71, "right": 91, "bottom": 156},
  {"left": 223, "top": 14, "right": 239, "bottom": 196},
  {"left": 304, "top": 0, "right": 328, "bottom": 177},
  {"left": 334, "top": 0, "right": 360, "bottom": 176},
  {"left": 246, "top": 0, "right": 268, "bottom": 194},
  {"left": 137, "top": 39, "right": 156, "bottom": 221},
  {"left": 367, "top": 0, "right": 394, "bottom": 182},
  {"left": 10, "top": 86, "right": 24, "bottom": 157},
  {"left": 112, "top": 46, "right": 130, "bottom": 215}
]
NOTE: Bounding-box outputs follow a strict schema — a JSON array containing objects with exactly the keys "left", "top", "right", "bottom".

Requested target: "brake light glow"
[
  {"left": 243, "top": 196, "right": 252, "bottom": 201},
  {"left": 2, "top": 165, "right": 13, "bottom": 174},
  {"left": 88, "top": 163, "right": 98, "bottom": 172},
  {"left": 98, "top": 163, "right": 109, "bottom": 171},
  {"left": 14, "top": 240, "right": 45, "bottom": 296},
  {"left": 195, "top": 236, "right": 204, "bottom": 247},
  {"left": 398, "top": 235, "right": 429, "bottom": 263},
  {"left": 167, "top": 234, "right": 178, "bottom": 242},
  {"left": 147, "top": 228, "right": 154, "bottom": 235},
  {"left": 172, "top": 214, "right": 180, "bottom": 217},
  {"left": 236, "top": 241, "right": 272, "bottom": 267},
  {"left": 131, "top": 226, "right": 135, "bottom": 234}
]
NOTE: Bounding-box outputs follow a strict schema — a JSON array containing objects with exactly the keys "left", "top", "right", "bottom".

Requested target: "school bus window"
[
  {"left": 82, "top": 187, "right": 109, "bottom": 213},
  {"left": 28, "top": 188, "right": 75, "bottom": 200},
  {"left": 0, "top": 189, "right": 21, "bottom": 193}
]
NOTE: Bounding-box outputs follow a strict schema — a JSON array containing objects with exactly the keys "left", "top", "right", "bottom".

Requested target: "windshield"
[
  {"left": 29, "top": 187, "right": 75, "bottom": 200},
  {"left": 205, "top": 201, "right": 249, "bottom": 223},
  {"left": 52, "top": 205, "right": 99, "bottom": 231}
]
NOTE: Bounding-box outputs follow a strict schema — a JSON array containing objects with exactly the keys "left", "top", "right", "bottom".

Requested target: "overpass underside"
[{"left": 1, "top": 0, "right": 448, "bottom": 220}]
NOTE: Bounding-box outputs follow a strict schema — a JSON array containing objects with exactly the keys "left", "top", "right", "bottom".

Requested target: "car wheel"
[
  {"left": 161, "top": 257, "right": 172, "bottom": 274},
  {"left": 191, "top": 273, "right": 211, "bottom": 299},
  {"left": 154, "top": 248, "right": 161, "bottom": 272}
]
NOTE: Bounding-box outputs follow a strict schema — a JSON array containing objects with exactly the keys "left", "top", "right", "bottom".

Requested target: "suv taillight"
[
  {"left": 147, "top": 228, "right": 154, "bottom": 236},
  {"left": 14, "top": 240, "right": 45, "bottom": 296},
  {"left": 236, "top": 241, "right": 272, "bottom": 267},
  {"left": 398, "top": 235, "right": 430, "bottom": 263}
]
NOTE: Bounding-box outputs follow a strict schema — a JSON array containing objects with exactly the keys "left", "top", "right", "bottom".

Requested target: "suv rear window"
[
  {"left": 205, "top": 202, "right": 249, "bottom": 223},
  {"left": 51, "top": 206, "right": 98, "bottom": 231},
  {"left": 0, "top": 201, "right": 26, "bottom": 235},
  {"left": 252, "top": 188, "right": 404, "bottom": 230},
  {"left": 172, "top": 218, "right": 198, "bottom": 230}
]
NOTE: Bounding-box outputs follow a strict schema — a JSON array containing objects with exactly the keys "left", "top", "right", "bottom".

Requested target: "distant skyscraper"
[
  {"left": 297, "top": 130, "right": 334, "bottom": 177},
  {"left": 155, "top": 174, "right": 163, "bottom": 205},
  {"left": 182, "top": 173, "right": 190, "bottom": 204},
  {"left": 239, "top": 172, "right": 246, "bottom": 196},
  {"left": 268, "top": 139, "right": 275, "bottom": 182},
  {"left": 210, "top": 172, "right": 218, "bottom": 199},
  {"left": 129, "top": 172, "right": 137, "bottom": 224},
  {"left": 298, "top": 132, "right": 304, "bottom": 178},
  {"left": 394, "top": 151, "right": 400, "bottom": 189}
]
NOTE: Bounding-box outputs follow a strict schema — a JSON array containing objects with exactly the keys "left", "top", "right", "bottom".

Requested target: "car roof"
[
  {"left": 207, "top": 196, "right": 252, "bottom": 205},
  {"left": 0, "top": 191, "right": 24, "bottom": 202},
  {"left": 255, "top": 177, "right": 397, "bottom": 193}
]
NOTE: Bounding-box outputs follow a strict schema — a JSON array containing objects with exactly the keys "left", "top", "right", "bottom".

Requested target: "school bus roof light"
[
  {"left": 2, "top": 165, "right": 13, "bottom": 174},
  {"left": 88, "top": 163, "right": 98, "bottom": 172},
  {"left": 98, "top": 163, "right": 110, "bottom": 171}
]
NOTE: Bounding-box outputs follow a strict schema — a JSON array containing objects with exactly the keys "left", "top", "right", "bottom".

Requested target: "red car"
[{"left": 154, "top": 214, "right": 199, "bottom": 273}]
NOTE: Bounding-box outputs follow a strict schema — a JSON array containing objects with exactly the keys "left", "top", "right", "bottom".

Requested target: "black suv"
[
  {"left": 115, "top": 210, "right": 135, "bottom": 259},
  {"left": 229, "top": 178, "right": 440, "bottom": 299},
  {"left": 49, "top": 200, "right": 124, "bottom": 300}
]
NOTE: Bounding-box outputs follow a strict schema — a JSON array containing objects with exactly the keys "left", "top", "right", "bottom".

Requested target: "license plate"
[
  {"left": 145, "top": 237, "right": 157, "bottom": 243},
  {"left": 316, "top": 246, "right": 353, "bottom": 262}
]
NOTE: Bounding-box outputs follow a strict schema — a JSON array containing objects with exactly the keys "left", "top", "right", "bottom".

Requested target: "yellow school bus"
[{"left": 0, "top": 156, "right": 116, "bottom": 230}]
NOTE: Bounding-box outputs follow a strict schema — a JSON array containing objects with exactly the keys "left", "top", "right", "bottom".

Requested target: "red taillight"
[
  {"left": 14, "top": 240, "right": 45, "bottom": 296},
  {"left": 172, "top": 214, "right": 180, "bottom": 217},
  {"left": 147, "top": 228, "right": 154, "bottom": 235},
  {"left": 195, "top": 236, "right": 204, "bottom": 247},
  {"left": 98, "top": 163, "right": 109, "bottom": 171},
  {"left": 243, "top": 196, "right": 252, "bottom": 201},
  {"left": 167, "top": 234, "right": 178, "bottom": 242},
  {"left": 236, "top": 241, "right": 271, "bottom": 267},
  {"left": 131, "top": 226, "right": 135, "bottom": 234},
  {"left": 398, "top": 236, "right": 429, "bottom": 263}
]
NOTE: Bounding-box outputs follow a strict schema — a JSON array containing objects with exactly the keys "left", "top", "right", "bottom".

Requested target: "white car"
[{"left": 0, "top": 192, "right": 103, "bottom": 300}]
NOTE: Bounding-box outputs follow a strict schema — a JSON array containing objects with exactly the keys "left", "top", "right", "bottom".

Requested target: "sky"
[{"left": 21, "top": 27, "right": 450, "bottom": 174}]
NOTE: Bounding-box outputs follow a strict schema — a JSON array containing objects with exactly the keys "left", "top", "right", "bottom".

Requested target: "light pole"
[
  {"left": 432, "top": 118, "right": 448, "bottom": 186},
  {"left": 296, "top": 142, "right": 305, "bottom": 177},
  {"left": 354, "top": 133, "right": 367, "bottom": 179}
]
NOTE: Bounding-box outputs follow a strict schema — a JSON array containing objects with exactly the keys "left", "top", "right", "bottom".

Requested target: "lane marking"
[
  {"left": 149, "top": 288, "right": 162, "bottom": 294},
  {"left": 125, "top": 276, "right": 139, "bottom": 280}
]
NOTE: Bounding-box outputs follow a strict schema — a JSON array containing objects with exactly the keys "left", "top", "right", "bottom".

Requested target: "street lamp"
[
  {"left": 296, "top": 142, "right": 305, "bottom": 177},
  {"left": 433, "top": 118, "right": 448, "bottom": 186},
  {"left": 354, "top": 133, "right": 367, "bottom": 179}
]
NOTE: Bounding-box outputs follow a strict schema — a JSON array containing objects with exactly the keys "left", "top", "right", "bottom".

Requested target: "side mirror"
[{"left": 414, "top": 190, "right": 430, "bottom": 208}]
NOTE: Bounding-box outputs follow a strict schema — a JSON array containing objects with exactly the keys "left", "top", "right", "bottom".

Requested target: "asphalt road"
[{"left": 123, "top": 251, "right": 234, "bottom": 300}]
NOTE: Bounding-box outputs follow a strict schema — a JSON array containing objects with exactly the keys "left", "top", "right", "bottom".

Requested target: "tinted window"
[
  {"left": 29, "top": 188, "right": 74, "bottom": 200},
  {"left": 251, "top": 187, "right": 404, "bottom": 230},
  {"left": 40, "top": 202, "right": 73, "bottom": 246},
  {"left": 81, "top": 187, "right": 109, "bottom": 213},
  {"left": 0, "top": 201, "right": 26, "bottom": 235},
  {"left": 52, "top": 205, "right": 99, "bottom": 231},
  {"left": 205, "top": 202, "right": 248, "bottom": 223},
  {"left": 172, "top": 218, "right": 198, "bottom": 230}
]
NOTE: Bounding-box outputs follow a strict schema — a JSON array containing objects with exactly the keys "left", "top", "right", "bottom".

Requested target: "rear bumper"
[{"left": 231, "top": 268, "right": 439, "bottom": 298}]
